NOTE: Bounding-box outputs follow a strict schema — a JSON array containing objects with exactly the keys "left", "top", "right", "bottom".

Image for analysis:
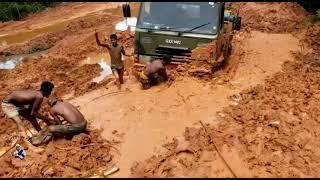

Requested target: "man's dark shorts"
[
  {"left": 50, "top": 121, "right": 87, "bottom": 135},
  {"left": 111, "top": 65, "right": 124, "bottom": 74},
  {"left": 31, "top": 121, "right": 87, "bottom": 146}
]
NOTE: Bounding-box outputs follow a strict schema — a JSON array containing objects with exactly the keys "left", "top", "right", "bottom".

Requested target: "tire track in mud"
[
  {"left": 0, "top": 2, "right": 314, "bottom": 178},
  {"left": 130, "top": 2, "right": 320, "bottom": 178},
  {"left": 69, "top": 30, "right": 300, "bottom": 177}
]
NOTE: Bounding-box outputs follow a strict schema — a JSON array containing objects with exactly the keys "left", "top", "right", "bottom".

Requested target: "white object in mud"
[
  {"left": 103, "top": 166, "right": 119, "bottom": 177},
  {"left": 115, "top": 17, "right": 137, "bottom": 32},
  {"left": 0, "top": 57, "right": 23, "bottom": 70},
  {"left": 93, "top": 61, "right": 113, "bottom": 83}
]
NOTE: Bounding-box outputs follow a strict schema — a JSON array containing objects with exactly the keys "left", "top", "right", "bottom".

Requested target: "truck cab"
[{"left": 122, "top": 2, "right": 241, "bottom": 64}]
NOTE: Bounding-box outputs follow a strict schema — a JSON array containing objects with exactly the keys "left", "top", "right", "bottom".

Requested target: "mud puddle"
[
  {"left": 67, "top": 31, "right": 300, "bottom": 177},
  {"left": 0, "top": 21, "right": 69, "bottom": 47},
  {"left": 0, "top": 49, "right": 48, "bottom": 69},
  {"left": 81, "top": 53, "right": 113, "bottom": 83},
  {"left": 0, "top": 3, "right": 137, "bottom": 46}
]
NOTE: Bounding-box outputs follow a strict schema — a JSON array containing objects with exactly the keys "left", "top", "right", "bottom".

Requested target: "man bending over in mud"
[
  {"left": 1, "top": 81, "right": 54, "bottom": 150},
  {"left": 31, "top": 97, "right": 87, "bottom": 146},
  {"left": 136, "top": 55, "right": 171, "bottom": 89},
  {"left": 95, "top": 30, "right": 133, "bottom": 90}
]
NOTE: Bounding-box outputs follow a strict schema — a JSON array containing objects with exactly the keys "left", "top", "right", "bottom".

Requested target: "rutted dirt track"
[
  {"left": 131, "top": 3, "right": 320, "bottom": 178},
  {"left": 0, "top": 2, "right": 319, "bottom": 178}
]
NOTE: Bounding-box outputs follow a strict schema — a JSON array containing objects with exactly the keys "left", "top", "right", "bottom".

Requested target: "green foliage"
[
  {"left": 303, "top": 8, "right": 320, "bottom": 26},
  {"left": 0, "top": 2, "right": 58, "bottom": 22}
]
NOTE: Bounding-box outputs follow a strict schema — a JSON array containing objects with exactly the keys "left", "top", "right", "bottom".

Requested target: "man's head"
[
  {"left": 162, "top": 55, "right": 172, "bottom": 65},
  {"left": 48, "top": 96, "right": 58, "bottom": 107},
  {"left": 110, "top": 34, "right": 118, "bottom": 46},
  {"left": 40, "top": 81, "right": 54, "bottom": 98}
]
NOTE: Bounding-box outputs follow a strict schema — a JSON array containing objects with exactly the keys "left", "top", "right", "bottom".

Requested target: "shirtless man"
[
  {"left": 1, "top": 81, "right": 54, "bottom": 152},
  {"left": 2, "top": 81, "right": 54, "bottom": 140},
  {"left": 95, "top": 30, "right": 133, "bottom": 89},
  {"left": 31, "top": 97, "right": 87, "bottom": 146},
  {"left": 137, "top": 55, "right": 171, "bottom": 89}
]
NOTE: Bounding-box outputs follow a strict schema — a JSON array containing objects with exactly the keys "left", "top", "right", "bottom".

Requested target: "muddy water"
[
  {"left": 81, "top": 53, "right": 113, "bottom": 83},
  {"left": 0, "top": 3, "right": 138, "bottom": 71},
  {"left": 0, "top": 2, "right": 139, "bottom": 47},
  {"left": 0, "top": 49, "right": 48, "bottom": 69},
  {"left": 81, "top": 53, "right": 111, "bottom": 65},
  {"left": 0, "top": 21, "right": 68, "bottom": 46},
  {"left": 69, "top": 31, "right": 300, "bottom": 177}
]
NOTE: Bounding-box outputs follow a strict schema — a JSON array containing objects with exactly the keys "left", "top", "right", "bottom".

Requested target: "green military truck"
[{"left": 122, "top": 2, "right": 241, "bottom": 64}]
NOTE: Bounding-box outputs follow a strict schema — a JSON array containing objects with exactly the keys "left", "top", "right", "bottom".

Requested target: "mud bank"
[
  {"left": 130, "top": 2, "right": 320, "bottom": 178},
  {"left": 0, "top": 129, "right": 117, "bottom": 178}
]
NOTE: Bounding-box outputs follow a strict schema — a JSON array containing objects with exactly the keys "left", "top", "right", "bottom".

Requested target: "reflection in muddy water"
[
  {"left": 0, "top": 3, "right": 140, "bottom": 46},
  {"left": 0, "top": 21, "right": 69, "bottom": 46}
]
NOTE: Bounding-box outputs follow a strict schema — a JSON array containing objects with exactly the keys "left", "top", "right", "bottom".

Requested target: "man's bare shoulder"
[
  {"left": 12, "top": 90, "right": 41, "bottom": 97},
  {"left": 34, "top": 91, "right": 44, "bottom": 99}
]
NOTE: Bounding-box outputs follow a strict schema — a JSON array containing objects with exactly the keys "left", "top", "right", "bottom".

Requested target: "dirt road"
[
  {"left": 131, "top": 2, "right": 320, "bottom": 178},
  {"left": 69, "top": 30, "right": 300, "bottom": 177},
  {"left": 0, "top": 2, "right": 318, "bottom": 178}
]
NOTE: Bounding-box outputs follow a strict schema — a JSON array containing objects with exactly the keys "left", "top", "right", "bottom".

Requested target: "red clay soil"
[
  {"left": 130, "top": 3, "right": 320, "bottom": 178},
  {"left": 226, "top": 2, "right": 308, "bottom": 33},
  {"left": 305, "top": 24, "right": 320, "bottom": 52},
  {"left": 0, "top": 5, "right": 136, "bottom": 178},
  {"left": 0, "top": 13, "right": 135, "bottom": 100},
  {"left": 0, "top": 2, "right": 318, "bottom": 178},
  {"left": 171, "top": 30, "right": 247, "bottom": 84},
  {"left": 130, "top": 40, "right": 320, "bottom": 178},
  {"left": 0, "top": 128, "right": 117, "bottom": 178},
  {"left": 0, "top": 13, "right": 123, "bottom": 56}
]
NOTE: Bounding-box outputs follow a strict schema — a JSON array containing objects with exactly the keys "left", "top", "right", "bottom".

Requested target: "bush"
[{"left": 0, "top": 2, "right": 59, "bottom": 22}]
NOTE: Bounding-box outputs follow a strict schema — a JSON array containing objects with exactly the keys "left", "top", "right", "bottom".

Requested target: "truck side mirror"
[
  {"left": 233, "top": 16, "right": 241, "bottom": 31},
  {"left": 122, "top": 4, "right": 131, "bottom": 18}
]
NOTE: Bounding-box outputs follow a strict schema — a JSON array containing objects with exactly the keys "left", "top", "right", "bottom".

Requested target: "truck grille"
[{"left": 155, "top": 45, "right": 193, "bottom": 64}]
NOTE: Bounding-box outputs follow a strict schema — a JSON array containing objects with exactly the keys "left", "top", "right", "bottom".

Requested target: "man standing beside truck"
[{"left": 95, "top": 30, "right": 133, "bottom": 90}]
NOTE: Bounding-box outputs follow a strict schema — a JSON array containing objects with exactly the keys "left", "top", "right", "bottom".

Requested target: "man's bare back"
[
  {"left": 144, "top": 59, "right": 168, "bottom": 80},
  {"left": 50, "top": 101, "right": 86, "bottom": 125},
  {"left": 4, "top": 90, "right": 43, "bottom": 110},
  {"left": 31, "top": 99, "right": 87, "bottom": 146},
  {"left": 1, "top": 81, "right": 54, "bottom": 151}
]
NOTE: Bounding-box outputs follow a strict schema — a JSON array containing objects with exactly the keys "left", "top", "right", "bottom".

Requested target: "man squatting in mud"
[
  {"left": 95, "top": 30, "right": 133, "bottom": 89},
  {"left": 1, "top": 81, "right": 54, "bottom": 149},
  {"left": 31, "top": 97, "right": 87, "bottom": 146},
  {"left": 136, "top": 55, "right": 171, "bottom": 89}
]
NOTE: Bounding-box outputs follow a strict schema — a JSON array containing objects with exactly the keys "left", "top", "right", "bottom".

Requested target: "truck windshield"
[{"left": 137, "top": 2, "right": 221, "bottom": 35}]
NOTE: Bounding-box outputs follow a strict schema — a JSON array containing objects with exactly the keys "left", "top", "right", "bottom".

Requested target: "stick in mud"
[
  {"left": 91, "top": 90, "right": 129, "bottom": 102},
  {"left": 0, "top": 137, "right": 19, "bottom": 158},
  {"left": 199, "top": 120, "right": 238, "bottom": 178},
  {"left": 103, "top": 166, "right": 119, "bottom": 177}
]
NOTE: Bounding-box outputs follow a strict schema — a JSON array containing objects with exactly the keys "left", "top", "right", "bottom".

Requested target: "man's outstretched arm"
[{"left": 95, "top": 30, "right": 111, "bottom": 50}]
